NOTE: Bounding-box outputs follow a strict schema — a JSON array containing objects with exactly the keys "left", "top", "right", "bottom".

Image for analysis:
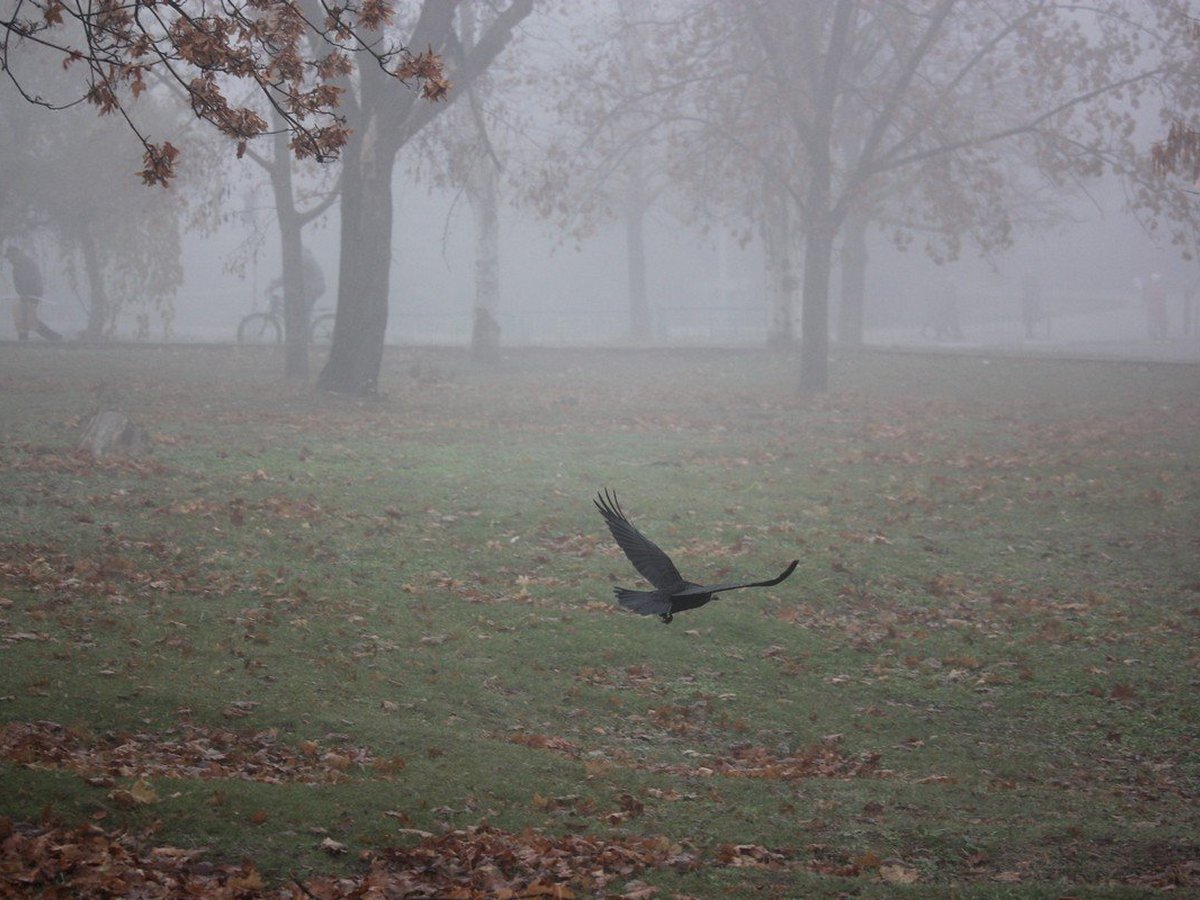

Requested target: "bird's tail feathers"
[{"left": 613, "top": 587, "right": 671, "bottom": 617}]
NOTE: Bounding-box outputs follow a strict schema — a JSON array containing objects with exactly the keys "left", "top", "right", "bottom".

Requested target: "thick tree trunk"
[
  {"left": 625, "top": 199, "right": 649, "bottom": 340},
  {"left": 316, "top": 0, "right": 531, "bottom": 394},
  {"left": 837, "top": 213, "right": 868, "bottom": 347},
  {"left": 762, "top": 182, "right": 798, "bottom": 351},
  {"left": 78, "top": 226, "right": 110, "bottom": 340},
  {"left": 468, "top": 154, "right": 501, "bottom": 362},
  {"left": 317, "top": 117, "right": 396, "bottom": 396},
  {"left": 799, "top": 225, "right": 834, "bottom": 393},
  {"left": 797, "top": 0, "right": 853, "bottom": 393},
  {"left": 799, "top": 147, "right": 836, "bottom": 392}
]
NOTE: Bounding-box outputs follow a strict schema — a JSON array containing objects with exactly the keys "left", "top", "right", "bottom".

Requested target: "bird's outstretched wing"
[
  {"left": 594, "top": 489, "right": 685, "bottom": 590},
  {"left": 672, "top": 559, "right": 799, "bottom": 597}
]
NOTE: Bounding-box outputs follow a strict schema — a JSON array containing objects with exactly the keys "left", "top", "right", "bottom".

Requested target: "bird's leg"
[{"left": 659, "top": 612, "right": 673, "bottom": 624}]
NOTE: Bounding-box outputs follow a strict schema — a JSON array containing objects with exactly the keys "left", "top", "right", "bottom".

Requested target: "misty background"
[
  {"left": 175, "top": 175, "right": 1200, "bottom": 358},
  {"left": 2, "top": 1, "right": 1198, "bottom": 363}
]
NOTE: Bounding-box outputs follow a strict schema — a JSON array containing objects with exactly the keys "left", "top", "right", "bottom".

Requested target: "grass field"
[{"left": 1, "top": 344, "right": 1197, "bottom": 897}]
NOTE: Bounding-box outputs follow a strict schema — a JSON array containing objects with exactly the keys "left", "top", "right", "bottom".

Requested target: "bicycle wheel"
[
  {"left": 309, "top": 313, "right": 336, "bottom": 345},
  {"left": 237, "top": 313, "right": 282, "bottom": 345}
]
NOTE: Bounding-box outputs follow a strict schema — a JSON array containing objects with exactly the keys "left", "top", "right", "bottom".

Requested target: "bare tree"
[
  {"left": 517, "top": 2, "right": 688, "bottom": 340},
  {"left": 644, "top": 0, "right": 1190, "bottom": 390},
  {"left": 316, "top": 0, "right": 532, "bottom": 396}
]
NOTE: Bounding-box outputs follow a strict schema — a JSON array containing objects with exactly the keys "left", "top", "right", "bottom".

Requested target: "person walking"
[
  {"left": 5, "top": 246, "right": 62, "bottom": 342},
  {"left": 1143, "top": 272, "right": 1168, "bottom": 342},
  {"left": 1020, "top": 273, "right": 1045, "bottom": 339}
]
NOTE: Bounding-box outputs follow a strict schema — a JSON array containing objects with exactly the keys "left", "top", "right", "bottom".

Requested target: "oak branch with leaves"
[{"left": 0, "top": 0, "right": 448, "bottom": 185}]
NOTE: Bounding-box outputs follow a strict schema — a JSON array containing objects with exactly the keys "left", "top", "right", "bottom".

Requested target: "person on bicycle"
[{"left": 267, "top": 246, "right": 326, "bottom": 318}]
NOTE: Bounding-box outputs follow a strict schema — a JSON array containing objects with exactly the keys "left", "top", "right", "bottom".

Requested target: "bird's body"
[{"left": 594, "top": 489, "right": 798, "bottom": 623}]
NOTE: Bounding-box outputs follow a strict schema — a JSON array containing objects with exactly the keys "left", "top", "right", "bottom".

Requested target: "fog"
[
  {"left": 89, "top": 178, "right": 1200, "bottom": 364},
  {"left": 3, "top": 1, "right": 1199, "bottom": 365},
  {"left": 3, "top": 7, "right": 1199, "bottom": 890}
]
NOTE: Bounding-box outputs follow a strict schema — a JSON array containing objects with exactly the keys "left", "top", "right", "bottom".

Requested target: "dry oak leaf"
[{"left": 879, "top": 861, "right": 920, "bottom": 884}]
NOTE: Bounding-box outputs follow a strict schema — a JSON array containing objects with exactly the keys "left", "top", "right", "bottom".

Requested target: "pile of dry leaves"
[
  {"left": 0, "top": 818, "right": 695, "bottom": 898},
  {"left": 0, "top": 720, "right": 384, "bottom": 785}
]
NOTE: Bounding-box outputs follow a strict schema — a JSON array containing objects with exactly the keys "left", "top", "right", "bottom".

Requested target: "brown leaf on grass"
[
  {"left": 372, "top": 755, "right": 407, "bottom": 775},
  {"left": 715, "top": 843, "right": 787, "bottom": 868},
  {"left": 807, "top": 857, "right": 862, "bottom": 878},
  {"left": 880, "top": 861, "right": 920, "bottom": 884},
  {"left": 523, "top": 880, "right": 577, "bottom": 898},
  {"left": 128, "top": 779, "right": 158, "bottom": 804},
  {"left": 318, "top": 837, "right": 348, "bottom": 854},
  {"left": 619, "top": 879, "right": 659, "bottom": 898},
  {"left": 653, "top": 742, "right": 886, "bottom": 781},
  {"left": 506, "top": 732, "right": 581, "bottom": 758},
  {"left": 1111, "top": 683, "right": 1138, "bottom": 701},
  {"left": 4, "top": 631, "right": 51, "bottom": 643},
  {"left": 108, "top": 779, "right": 158, "bottom": 808}
]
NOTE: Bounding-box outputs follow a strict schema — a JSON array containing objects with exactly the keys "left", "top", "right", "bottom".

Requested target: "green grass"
[{"left": 0, "top": 344, "right": 1197, "bottom": 897}]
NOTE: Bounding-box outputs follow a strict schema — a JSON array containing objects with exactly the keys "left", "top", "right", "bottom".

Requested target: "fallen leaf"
[
  {"left": 318, "top": 837, "right": 348, "bottom": 854},
  {"left": 129, "top": 779, "right": 158, "bottom": 804},
  {"left": 880, "top": 861, "right": 919, "bottom": 884}
]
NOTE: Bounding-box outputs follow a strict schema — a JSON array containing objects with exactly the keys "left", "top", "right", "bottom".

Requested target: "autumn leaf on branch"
[
  {"left": 397, "top": 47, "right": 451, "bottom": 101},
  {"left": 139, "top": 141, "right": 179, "bottom": 187},
  {"left": 1, "top": 0, "right": 449, "bottom": 185},
  {"left": 1153, "top": 120, "right": 1200, "bottom": 180}
]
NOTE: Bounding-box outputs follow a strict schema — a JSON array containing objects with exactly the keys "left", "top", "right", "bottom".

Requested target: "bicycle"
[{"left": 237, "top": 284, "right": 336, "bottom": 345}]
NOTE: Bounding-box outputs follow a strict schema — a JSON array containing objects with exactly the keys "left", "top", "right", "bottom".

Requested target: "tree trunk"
[
  {"left": 762, "top": 180, "right": 798, "bottom": 351},
  {"left": 622, "top": 136, "right": 651, "bottom": 340},
  {"left": 78, "top": 410, "right": 149, "bottom": 457},
  {"left": 799, "top": 224, "right": 834, "bottom": 393},
  {"left": 316, "top": 0, "right": 531, "bottom": 394},
  {"left": 796, "top": 0, "right": 853, "bottom": 393},
  {"left": 269, "top": 121, "right": 310, "bottom": 381},
  {"left": 78, "top": 225, "right": 110, "bottom": 340},
  {"left": 277, "top": 216, "right": 308, "bottom": 380},
  {"left": 625, "top": 199, "right": 649, "bottom": 340},
  {"left": 468, "top": 153, "right": 502, "bottom": 362},
  {"left": 837, "top": 213, "right": 868, "bottom": 346},
  {"left": 317, "top": 115, "right": 396, "bottom": 396},
  {"left": 799, "top": 133, "right": 836, "bottom": 392}
]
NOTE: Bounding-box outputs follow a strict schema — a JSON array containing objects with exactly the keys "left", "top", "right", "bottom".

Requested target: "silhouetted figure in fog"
[
  {"left": 924, "top": 279, "right": 963, "bottom": 341},
  {"left": 594, "top": 489, "right": 798, "bottom": 624},
  {"left": 471, "top": 306, "right": 501, "bottom": 364},
  {"left": 268, "top": 246, "right": 326, "bottom": 320},
  {"left": 1020, "top": 274, "right": 1046, "bottom": 339},
  {"left": 1184, "top": 278, "right": 1197, "bottom": 337},
  {"left": 5, "top": 246, "right": 61, "bottom": 342},
  {"left": 1143, "top": 272, "right": 1168, "bottom": 341}
]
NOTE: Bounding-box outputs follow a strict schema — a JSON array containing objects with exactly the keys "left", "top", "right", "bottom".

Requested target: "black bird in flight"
[{"left": 594, "top": 489, "right": 798, "bottom": 623}]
